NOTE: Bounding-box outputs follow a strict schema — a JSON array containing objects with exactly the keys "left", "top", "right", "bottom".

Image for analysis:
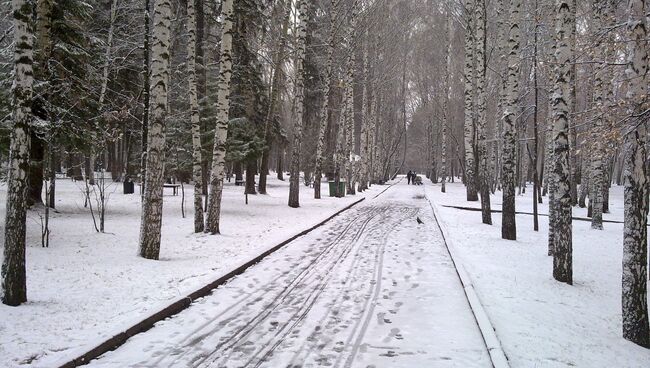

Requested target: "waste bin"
[
  {"left": 328, "top": 181, "right": 346, "bottom": 197},
  {"left": 123, "top": 180, "right": 134, "bottom": 194}
]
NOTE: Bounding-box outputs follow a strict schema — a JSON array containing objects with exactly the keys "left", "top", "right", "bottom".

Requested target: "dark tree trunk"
[
  {"left": 603, "top": 170, "right": 610, "bottom": 213},
  {"left": 234, "top": 161, "right": 243, "bottom": 182},
  {"left": 85, "top": 156, "right": 95, "bottom": 185},
  {"left": 140, "top": 0, "right": 151, "bottom": 195},
  {"left": 245, "top": 160, "right": 257, "bottom": 195},
  {"left": 27, "top": 131, "right": 45, "bottom": 206},
  {"left": 48, "top": 147, "right": 56, "bottom": 208},
  {"left": 276, "top": 148, "right": 284, "bottom": 180},
  {"left": 258, "top": 150, "right": 270, "bottom": 194}
]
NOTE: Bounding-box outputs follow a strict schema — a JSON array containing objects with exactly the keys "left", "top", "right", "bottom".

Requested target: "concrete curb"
[
  {"left": 425, "top": 194, "right": 510, "bottom": 368},
  {"left": 51, "top": 197, "right": 366, "bottom": 368}
]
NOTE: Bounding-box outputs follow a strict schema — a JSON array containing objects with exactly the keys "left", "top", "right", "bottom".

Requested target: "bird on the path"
[{"left": 416, "top": 217, "right": 424, "bottom": 224}]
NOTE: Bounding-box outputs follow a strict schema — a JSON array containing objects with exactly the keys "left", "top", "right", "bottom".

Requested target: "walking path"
[{"left": 86, "top": 182, "right": 490, "bottom": 367}]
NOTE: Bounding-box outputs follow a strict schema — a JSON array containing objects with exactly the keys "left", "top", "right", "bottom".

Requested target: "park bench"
[{"left": 163, "top": 183, "right": 181, "bottom": 196}]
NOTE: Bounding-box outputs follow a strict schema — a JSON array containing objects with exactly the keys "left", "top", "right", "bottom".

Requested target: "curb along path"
[
  {"left": 52, "top": 197, "right": 369, "bottom": 368},
  {"left": 425, "top": 193, "right": 510, "bottom": 368}
]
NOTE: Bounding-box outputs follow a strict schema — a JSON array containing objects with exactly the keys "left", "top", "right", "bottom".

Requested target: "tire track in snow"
[
  {"left": 190, "top": 206, "right": 388, "bottom": 368},
  {"left": 275, "top": 207, "right": 416, "bottom": 367},
  {"left": 145, "top": 207, "right": 381, "bottom": 368}
]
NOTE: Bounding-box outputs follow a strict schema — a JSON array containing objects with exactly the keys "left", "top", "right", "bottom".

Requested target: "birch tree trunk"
[
  {"left": 475, "top": 0, "right": 491, "bottom": 224},
  {"left": 441, "top": 5, "right": 452, "bottom": 194},
  {"left": 2, "top": 0, "right": 34, "bottom": 306},
  {"left": 138, "top": 0, "right": 172, "bottom": 259},
  {"left": 187, "top": 0, "right": 203, "bottom": 233},
  {"left": 463, "top": 0, "right": 478, "bottom": 201},
  {"left": 492, "top": 0, "right": 506, "bottom": 195},
  {"left": 368, "top": 86, "right": 378, "bottom": 185},
  {"left": 358, "top": 29, "right": 370, "bottom": 193},
  {"left": 590, "top": 2, "right": 606, "bottom": 230},
  {"left": 344, "top": 4, "right": 358, "bottom": 196},
  {"left": 551, "top": 0, "right": 574, "bottom": 285},
  {"left": 568, "top": 0, "right": 578, "bottom": 206},
  {"left": 501, "top": 0, "right": 522, "bottom": 240},
  {"left": 205, "top": 0, "right": 235, "bottom": 233},
  {"left": 334, "top": 96, "right": 348, "bottom": 197},
  {"left": 314, "top": 0, "right": 336, "bottom": 199},
  {"left": 622, "top": 0, "right": 649, "bottom": 348},
  {"left": 288, "top": 0, "right": 309, "bottom": 208},
  {"left": 546, "top": 62, "right": 557, "bottom": 254}
]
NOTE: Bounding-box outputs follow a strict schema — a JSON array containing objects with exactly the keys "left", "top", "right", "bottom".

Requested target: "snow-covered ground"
[
  {"left": 426, "top": 181, "right": 650, "bottom": 367},
  {"left": 0, "top": 175, "right": 382, "bottom": 367},
  {"left": 82, "top": 182, "right": 490, "bottom": 368},
  {"left": 3, "top": 175, "right": 648, "bottom": 367}
]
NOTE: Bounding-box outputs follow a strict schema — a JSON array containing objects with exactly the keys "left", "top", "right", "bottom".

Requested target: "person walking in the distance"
[{"left": 407, "top": 170, "right": 413, "bottom": 185}]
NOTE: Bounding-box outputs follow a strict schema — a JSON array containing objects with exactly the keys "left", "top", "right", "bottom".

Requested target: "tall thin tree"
[
  {"left": 551, "top": 0, "right": 574, "bottom": 284},
  {"left": 475, "top": 0, "right": 491, "bottom": 224},
  {"left": 138, "top": 0, "right": 172, "bottom": 259},
  {"left": 205, "top": 0, "right": 235, "bottom": 233},
  {"left": 314, "top": 0, "right": 337, "bottom": 199},
  {"left": 463, "top": 0, "right": 478, "bottom": 201},
  {"left": 621, "top": 0, "right": 649, "bottom": 348},
  {"left": 501, "top": 0, "right": 522, "bottom": 240},
  {"left": 2, "top": 0, "right": 34, "bottom": 306},
  {"left": 288, "top": 0, "right": 309, "bottom": 208},
  {"left": 187, "top": 0, "right": 204, "bottom": 233}
]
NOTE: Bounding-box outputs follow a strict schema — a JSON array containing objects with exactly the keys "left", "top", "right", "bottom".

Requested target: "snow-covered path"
[{"left": 86, "top": 182, "right": 490, "bottom": 368}]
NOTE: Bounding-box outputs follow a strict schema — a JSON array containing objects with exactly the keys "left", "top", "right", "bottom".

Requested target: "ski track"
[{"left": 86, "top": 184, "right": 490, "bottom": 368}]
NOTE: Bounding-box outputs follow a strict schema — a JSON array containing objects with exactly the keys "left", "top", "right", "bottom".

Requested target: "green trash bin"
[{"left": 328, "top": 181, "right": 347, "bottom": 197}]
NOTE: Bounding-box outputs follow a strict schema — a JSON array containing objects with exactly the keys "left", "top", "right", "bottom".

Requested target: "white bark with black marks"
[
  {"left": 622, "top": 0, "right": 649, "bottom": 348},
  {"left": 551, "top": 0, "right": 574, "bottom": 285},
  {"left": 590, "top": 1, "right": 606, "bottom": 231},
  {"left": 475, "top": 0, "right": 491, "bottom": 225},
  {"left": 2, "top": 0, "right": 34, "bottom": 306},
  {"left": 313, "top": 1, "right": 335, "bottom": 199},
  {"left": 138, "top": 0, "right": 172, "bottom": 260},
  {"left": 187, "top": 0, "right": 203, "bottom": 233},
  {"left": 501, "top": 0, "right": 521, "bottom": 240},
  {"left": 463, "top": 0, "right": 478, "bottom": 201},
  {"left": 205, "top": 0, "right": 235, "bottom": 233},
  {"left": 358, "top": 29, "right": 370, "bottom": 193},
  {"left": 441, "top": 4, "right": 452, "bottom": 194},
  {"left": 288, "top": 0, "right": 309, "bottom": 208}
]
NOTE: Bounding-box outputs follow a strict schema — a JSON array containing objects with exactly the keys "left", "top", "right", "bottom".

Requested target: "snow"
[
  {"left": 425, "top": 181, "right": 650, "bottom": 367},
  {"left": 0, "top": 175, "right": 381, "bottom": 367},
  {"left": 81, "top": 182, "right": 490, "bottom": 367},
  {"left": 2, "top": 176, "right": 648, "bottom": 367}
]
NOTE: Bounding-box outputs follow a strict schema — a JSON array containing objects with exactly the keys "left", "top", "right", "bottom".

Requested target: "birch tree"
[
  {"left": 590, "top": 1, "right": 606, "bottom": 231},
  {"left": 501, "top": 0, "right": 522, "bottom": 240},
  {"left": 2, "top": 0, "right": 34, "bottom": 306},
  {"left": 621, "top": 0, "right": 649, "bottom": 348},
  {"left": 187, "top": 0, "right": 203, "bottom": 233},
  {"left": 475, "top": 0, "right": 491, "bottom": 224},
  {"left": 441, "top": 3, "right": 452, "bottom": 194},
  {"left": 551, "top": 0, "right": 574, "bottom": 285},
  {"left": 314, "top": 0, "right": 336, "bottom": 199},
  {"left": 463, "top": 0, "right": 478, "bottom": 202},
  {"left": 205, "top": 0, "right": 235, "bottom": 233},
  {"left": 344, "top": 3, "right": 358, "bottom": 196},
  {"left": 358, "top": 29, "right": 370, "bottom": 193},
  {"left": 288, "top": 0, "right": 309, "bottom": 208},
  {"left": 138, "top": 0, "right": 172, "bottom": 259}
]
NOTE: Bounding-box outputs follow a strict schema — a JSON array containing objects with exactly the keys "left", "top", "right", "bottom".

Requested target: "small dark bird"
[{"left": 416, "top": 217, "right": 424, "bottom": 224}]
